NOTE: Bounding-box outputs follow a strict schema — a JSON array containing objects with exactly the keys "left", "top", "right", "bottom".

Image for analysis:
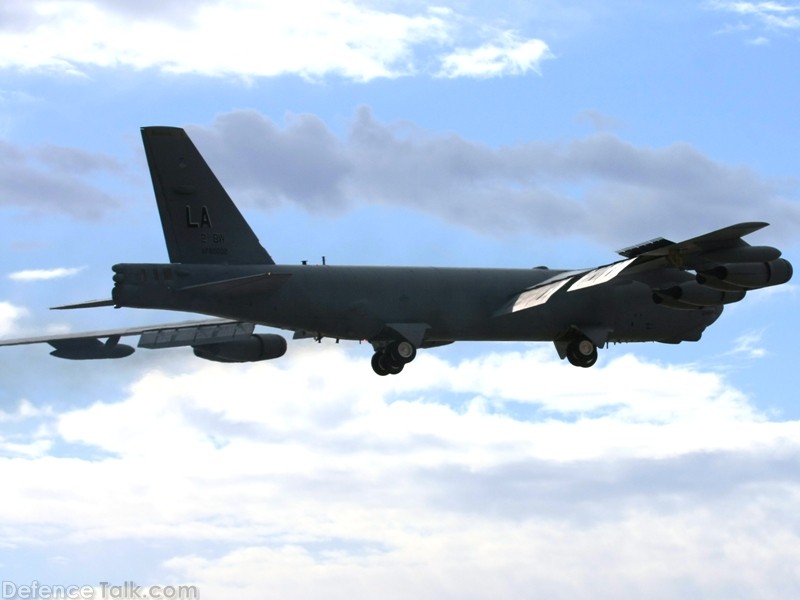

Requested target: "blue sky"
[{"left": 1, "top": 1, "right": 799, "bottom": 598}]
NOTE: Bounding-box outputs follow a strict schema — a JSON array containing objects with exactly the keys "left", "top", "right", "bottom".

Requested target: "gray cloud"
[
  {"left": 191, "top": 108, "right": 800, "bottom": 246},
  {"left": 0, "top": 139, "right": 122, "bottom": 219},
  {"left": 422, "top": 450, "right": 800, "bottom": 523},
  {"left": 31, "top": 144, "right": 125, "bottom": 176},
  {"left": 188, "top": 110, "right": 352, "bottom": 213},
  {"left": 6, "top": 108, "right": 795, "bottom": 240}
]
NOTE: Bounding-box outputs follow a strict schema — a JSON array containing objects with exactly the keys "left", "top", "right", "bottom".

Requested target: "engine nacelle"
[
  {"left": 192, "top": 334, "right": 287, "bottom": 363},
  {"left": 653, "top": 281, "right": 745, "bottom": 308},
  {"left": 700, "top": 245, "right": 781, "bottom": 265},
  {"left": 697, "top": 258, "right": 793, "bottom": 290}
]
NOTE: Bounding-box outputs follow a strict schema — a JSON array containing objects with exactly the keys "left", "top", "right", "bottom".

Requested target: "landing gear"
[
  {"left": 371, "top": 351, "right": 403, "bottom": 376},
  {"left": 566, "top": 337, "right": 598, "bottom": 368},
  {"left": 389, "top": 340, "right": 416, "bottom": 363},
  {"left": 371, "top": 340, "right": 417, "bottom": 376}
]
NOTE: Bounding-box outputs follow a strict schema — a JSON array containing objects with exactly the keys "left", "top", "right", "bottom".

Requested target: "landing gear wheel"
[
  {"left": 371, "top": 349, "right": 405, "bottom": 376},
  {"left": 566, "top": 337, "right": 598, "bottom": 368},
  {"left": 389, "top": 340, "right": 417, "bottom": 364},
  {"left": 371, "top": 352, "right": 390, "bottom": 376},
  {"left": 371, "top": 340, "right": 417, "bottom": 376}
]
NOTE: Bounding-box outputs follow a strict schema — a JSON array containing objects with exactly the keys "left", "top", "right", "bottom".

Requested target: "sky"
[{"left": 1, "top": 0, "right": 799, "bottom": 598}]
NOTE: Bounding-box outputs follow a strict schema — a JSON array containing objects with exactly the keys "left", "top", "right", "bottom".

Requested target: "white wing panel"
[
  {"left": 511, "top": 279, "right": 572, "bottom": 312},
  {"left": 568, "top": 258, "right": 636, "bottom": 292}
]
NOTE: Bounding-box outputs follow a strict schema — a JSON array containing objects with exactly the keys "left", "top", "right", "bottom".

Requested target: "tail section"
[{"left": 141, "top": 126, "right": 274, "bottom": 265}]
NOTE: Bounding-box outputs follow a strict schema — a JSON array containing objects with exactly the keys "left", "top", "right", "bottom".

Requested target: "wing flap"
[
  {"left": 568, "top": 258, "right": 637, "bottom": 291},
  {"left": 138, "top": 321, "right": 255, "bottom": 349},
  {"left": 497, "top": 259, "right": 635, "bottom": 316},
  {"left": 506, "top": 279, "right": 572, "bottom": 313}
]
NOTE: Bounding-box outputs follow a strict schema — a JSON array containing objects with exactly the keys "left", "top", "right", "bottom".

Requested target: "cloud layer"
[
  {"left": 0, "top": 1, "right": 550, "bottom": 81},
  {"left": 3, "top": 107, "right": 798, "bottom": 248},
  {"left": 189, "top": 108, "right": 800, "bottom": 245},
  {"left": 0, "top": 139, "right": 120, "bottom": 218},
  {"left": 4, "top": 106, "right": 798, "bottom": 245},
  {"left": 1, "top": 346, "right": 799, "bottom": 598}
]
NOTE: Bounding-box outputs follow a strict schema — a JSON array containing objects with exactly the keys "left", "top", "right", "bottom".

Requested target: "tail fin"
[{"left": 141, "top": 126, "right": 274, "bottom": 265}]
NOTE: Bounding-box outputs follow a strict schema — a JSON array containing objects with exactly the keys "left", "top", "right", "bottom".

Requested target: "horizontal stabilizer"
[{"left": 51, "top": 298, "right": 116, "bottom": 310}]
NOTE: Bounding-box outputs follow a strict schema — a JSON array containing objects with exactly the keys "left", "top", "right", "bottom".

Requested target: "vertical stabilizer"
[{"left": 142, "top": 126, "right": 274, "bottom": 265}]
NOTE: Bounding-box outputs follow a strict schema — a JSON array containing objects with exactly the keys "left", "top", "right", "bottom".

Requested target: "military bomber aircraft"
[{"left": 0, "top": 127, "right": 793, "bottom": 375}]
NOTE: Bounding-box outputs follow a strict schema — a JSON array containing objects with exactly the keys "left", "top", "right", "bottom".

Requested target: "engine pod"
[
  {"left": 698, "top": 258, "right": 793, "bottom": 289},
  {"left": 192, "top": 333, "right": 287, "bottom": 363}
]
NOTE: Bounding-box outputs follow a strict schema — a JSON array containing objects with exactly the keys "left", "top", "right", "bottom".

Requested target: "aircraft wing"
[
  {"left": 499, "top": 221, "right": 790, "bottom": 316},
  {"left": 615, "top": 221, "right": 768, "bottom": 261},
  {"left": 0, "top": 319, "right": 256, "bottom": 359}
]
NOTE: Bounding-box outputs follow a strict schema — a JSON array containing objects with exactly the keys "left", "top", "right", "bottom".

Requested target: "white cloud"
[
  {"left": 0, "top": 300, "right": 28, "bottom": 335},
  {"left": 729, "top": 330, "right": 768, "bottom": 358},
  {"left": 1, "top": 346, "right": 799, "bottom": 596},
  {"left": 0, "top": 401, "right": 54, "bottom": 457},
  {"left": 8, "top": 266, "right": 85, "bottom": 281},
  {"left": 0, "top": 0, "right": 550, "bottom": 81},
  {"left": 0, "top": 399, "right": 50, "bottom": 423},
  {"left": 438, "top": 32, "right": 553, "bottom": 78},
  {"left": 709, "top": 1, "right": 800, "bottom": 39},
  {"left": 722, "top": 1, "right": 800, "bottom": 27}
]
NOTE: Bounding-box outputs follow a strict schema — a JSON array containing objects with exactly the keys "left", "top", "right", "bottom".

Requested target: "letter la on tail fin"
[{"left": 141, "top": 126, "right": 274, "bottom": 265}]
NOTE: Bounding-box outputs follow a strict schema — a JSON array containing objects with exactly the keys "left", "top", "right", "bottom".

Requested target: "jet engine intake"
[
  {"left": 192, "top": 333, "right": 287, "bottom": 363},
  {"left": 697, "top": 258, "right": 793, "bottom": 290}
]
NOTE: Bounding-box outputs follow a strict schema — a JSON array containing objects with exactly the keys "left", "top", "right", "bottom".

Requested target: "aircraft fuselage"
[{"left": 111, "top": 262, "right": 721, "bottom": 347}]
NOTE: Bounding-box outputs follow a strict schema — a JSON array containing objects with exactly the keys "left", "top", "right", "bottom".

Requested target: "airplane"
[{"left": 0, "top": 126, "right": 793, "bottom": 375}]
